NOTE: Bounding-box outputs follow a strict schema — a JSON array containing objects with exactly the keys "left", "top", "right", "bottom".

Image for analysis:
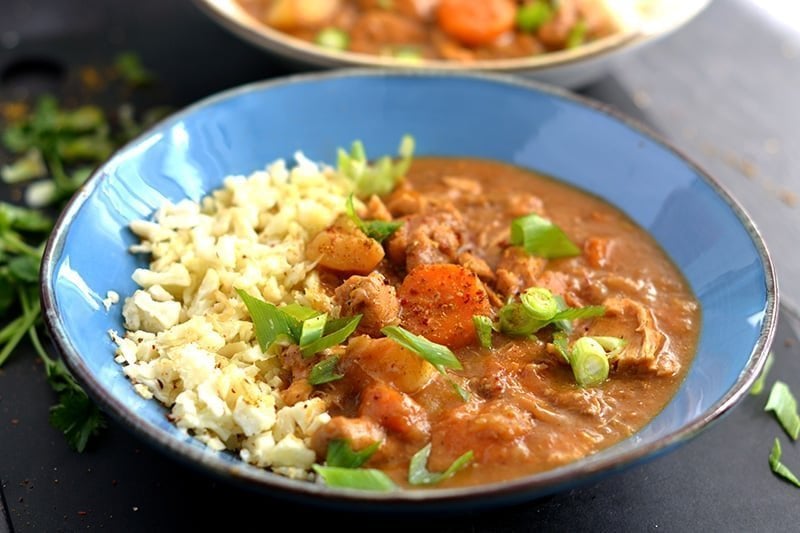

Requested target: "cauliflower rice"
[{"left": 111, "top": 154, "right": 351, "bottom": 479}]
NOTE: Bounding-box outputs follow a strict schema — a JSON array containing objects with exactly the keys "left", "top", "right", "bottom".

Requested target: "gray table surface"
[{"left": 1, "top": 0, "right": 799, "bottom": 530}]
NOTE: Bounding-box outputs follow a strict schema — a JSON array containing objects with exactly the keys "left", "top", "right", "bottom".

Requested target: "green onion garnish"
[
  {"left": 569, "top": 337, "right": 610, "bottom": 388},
  {"left": 393, "top": 46, "right": 423, "bottom": 63},
  {"left": 381, "top": 326, "right": 462, "bottom": 373},
  {"left": 315, "top": 27, "right": 350, "bottom": 51},
  {"left": 326, "top": 439, "right": 381, "bottom": 469},
  {"left": 589, "top": 336, "right": 627, "bottom": 360},
  {"left": 313, "top": 465, "right": 396, "bottom": 492},
  {"left": 450, "top": 380, "right": 471, "bottom": 402},
  {"left": 308, "top": 356, "right": 345, "bottom": 385},
  {"left": 769, "top": 438, "right": 800, "bottom": 488},
  {"left": 566, "top": 19, "right": 588, "bottom": 49},
  {"left": 498, "top": 302, "right": 540, "bottom": 336},
  {"left": 765, "top": 381, "right": 800, "bottom": 440},
  {"left": 345, "top": 194, "right": 403, "bottom": 243},
  {"left": 520, "top": 286, "right": 559, "bottom": 320},
  {"left": 337, "top": 135, "right": 415, "bottom": 197},
  {"left": 236, "top": 289, "right": 294, "bottom": 351},
  {"left": 510, "top": 213, "right": 580, "bottom": 259},
  {"left": 300, "top": 315, "right": 362, "bottom": 358},
  {"left": 515, "top": 1, "right": 553, "bottom": 32},
  {"left": 298, "top": 313, "right": 327, "bottom": 348},
  {"left": 408, "top": 443, "right": 473, "bottom": 486},
  {"left": 551, "top": 331, "right": 570, "bottom": 364},
  {"left": 472, "top": 315, "right": 494, "bottom": 349},
  {"left": 751, "top": 352, "right": 774, "bottom": 396}
]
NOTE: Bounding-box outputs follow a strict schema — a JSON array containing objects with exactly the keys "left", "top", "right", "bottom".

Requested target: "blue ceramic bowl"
[{"left": 41, "top": 71, "right": 777, "bottom": 509}]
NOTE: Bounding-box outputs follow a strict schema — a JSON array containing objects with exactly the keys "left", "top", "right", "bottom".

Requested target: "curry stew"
[
  {"left": 237, "top": 0, "right": 619, "bottom": 62},
  {"left": 289, "top": 157, "right": 700, "bottom": 488}
]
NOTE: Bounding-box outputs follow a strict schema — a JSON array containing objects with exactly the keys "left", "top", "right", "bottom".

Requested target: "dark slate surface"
[{"left": 1, "top": 0, "right": 798, "bottom": 530}]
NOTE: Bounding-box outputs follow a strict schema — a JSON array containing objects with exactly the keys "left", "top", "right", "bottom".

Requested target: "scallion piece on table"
[
  {"left": 325, "top": 439, "right": 381, "bottom": 469},
  {"left": 510, "top": 213, "right": 580, "bottom": 258},
  {"left": 769, "top": 438, "right": 800, "bottom": 488},
  {"left": 345, "top": 194, "right": 403, "bottom": 243},
  {"left": 765, "top": 381, "right": 800, "bottom": 439},
  {"left": 308, "top": 356, "right": 345, "bottom": 385},
  {"left": 381, "top": 325, "right": 462, "bottom": 373},
  {"left": 516, "top": 1, "right": 553, "bottom": 32},
  {"left": 313, "top": 465, "right": 396, "bottom": 492},
  {"left": 472, "top": 315, "right": 494, "bottom": 349},
  {"left": 408, "top": 443, "right": 474, "bottom": 486},
  {"left": 568, "top": 337, "right": 610, "bottom": 388},
  {"left": 300, "top": 315, "right": 362, "bottom": 357},
  {"left": 315, "top": 27, "right": 350, "bottom": 51},
  {"left": 750, "top": 352, "right": 775, "bottom": 396}
]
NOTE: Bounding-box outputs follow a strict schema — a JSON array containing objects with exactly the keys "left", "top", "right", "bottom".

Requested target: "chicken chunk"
[
  {"left": 334, "top": 272, "right": 401, "bottom": 337},
  {"left": 494, "top": 246, "right": 548, "bottom": 297},
  {"left": 386, "top": 208, "right": 467, "bottom": 270},
  {"left": 359, "top": 383, "right": 430, "bottom": 443}
]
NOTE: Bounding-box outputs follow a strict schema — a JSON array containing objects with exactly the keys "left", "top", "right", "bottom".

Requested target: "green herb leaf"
[
  {"left": 308, "top": 356, "right": 345, "bottom": 385},
  {"left": 313, "top": 465, "right": 396, "bottom": 491},
  {"left": 769, "top": 438, "right": 800, "bottom": 488},
  {"left": 0, "top": 202, "right": 52, "bottom": 232},
  {"left": 325, "top": 439, "right": 380, "bottom": 468},
  {"left": 551, "top": 305, "right": 606, "bottom": 323},
  {"left": 408, "top": 443, "right": 473, "bottom": 486},
  {"left": 8, "top": 254, "right": 41, "bottom": 283},
  {"left": 510, "top": 213, "right": 580, "bottom": 259},
  {"left": 751, "top": 352, "right": 775, "bottom": 396},
  {"left": 1, "top": 148, "right": 47, "bottom": 183},
  {"left": 472, "top": 315, "right": 494, "bottom": 349},
  {"left": 300, "top": 315, "right": 361, "bottom": 357},
  {"left": 345, "top": 194, "right": 403, "bottom": 242},
  {"left": 236, "top": 289, "right": 294, "bottom": 351},
  {"left": 114, "top": 52, "right": 154, "bottom": 87},
  {"left": 381, "top": 325, "right": 462, "bottom": 373},
  {"left": 765, "top": 381, "right": 800, "bottom": 440},
  {"left": 49, "top": 388, "right": 106, "bottom": 452},
  {"left": 566, "top": 19, "right": 588, "bottom": 49}
]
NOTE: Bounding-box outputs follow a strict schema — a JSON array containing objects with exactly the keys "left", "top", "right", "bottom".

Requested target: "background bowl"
[
  {"left": 41, "top": 70, "right": 776, "bottom": 509},
  {"left": 194, "top": 0, "right": 712, "bottom": 87}
]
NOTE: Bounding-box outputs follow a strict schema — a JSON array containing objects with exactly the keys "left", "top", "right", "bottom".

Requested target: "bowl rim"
[
  {"left": 40, "top": 69, "right": 778, "bottom": 507},
  {"left": 193, "top": 0, "right": 713, "bottom": 73}
]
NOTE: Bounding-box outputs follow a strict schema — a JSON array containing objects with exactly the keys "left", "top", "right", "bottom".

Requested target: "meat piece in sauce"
[
  {"left": 310, "top": 415, "right": 387, "bottom": 460},
  {"left": 342, "top": 336, "right": 438, "bottom": 394},
  {"left": 349, "top": 10, "right": 427, "bottom": 55},
  {"left": 334, "top": 272, "right": 401, "bottom": 337},
  {"left": 494, "top": 246, "right": 547, "bottom": 297},
  {"left": 359, "top": 382, "right": 430, "bottom": 443},
  {"left": 386, "top": 208, "right": 467, "bottom": 270},
  {"left": 585, "top": 297, "right": 678, "bottom": 376}
]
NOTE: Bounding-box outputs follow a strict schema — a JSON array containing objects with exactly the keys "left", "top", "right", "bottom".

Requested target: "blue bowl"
[{"left": 41, "top": 71, "right": 777, "bottom": 509}]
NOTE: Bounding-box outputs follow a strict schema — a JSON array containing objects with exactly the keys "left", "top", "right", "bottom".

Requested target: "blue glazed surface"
[{"left": 41, "top": 71, "right": 776, "bottom": 508}]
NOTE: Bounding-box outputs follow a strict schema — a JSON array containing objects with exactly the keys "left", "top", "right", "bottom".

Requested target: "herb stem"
[
  {"left": 0, "top": 297, "right": 40, "bottom": 366},
  {"left": 3, "top": 230, "right": 43, "bottom": 258}
]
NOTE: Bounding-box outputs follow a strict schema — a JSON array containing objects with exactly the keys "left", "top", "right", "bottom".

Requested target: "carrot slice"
[
  {"left": 398, "top": 264, "right": 491, "bottom": 349},
  {"left": 437, "top": 0, "right": 516, "bottom": 46}
]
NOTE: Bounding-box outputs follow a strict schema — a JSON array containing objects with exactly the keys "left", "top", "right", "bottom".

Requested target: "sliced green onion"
[
  {"left": 516, "top": 1, "right": 553, "bottom": 32},
  {"left": 472, "top": 315, "right": 494, "bottom": 349},
  {"left": 551, "top": 331, "right": 570, "bottom": 364},
  {"left": 299, "top": 313, "right": 327, "bottom": 348},
  {"left": 1, "top": 148, "right": 46, "bottom": 183},
  {"left": 300, "top": 315, "right": 362, "bottom": 357},
  {"left": 313, "top": 465, "right": 396, "bottom": 491},
  {"left": 381, "top": 326, "right": 462, "bottom": 373},
  {"left": 520, "top": 287, "right": 559, "bottom": 320},
  {"left": 280, "top": 303, "right": 320, "bottom": 322},
  {"left": 393, "top": 46, "right": 423, "bottom": 63},
  {"left": 236, "top": 289, "right": 294, "bottom": 351},
  {"left": 315, "top": 27, "right": 350, "bottom": 51},
  {"left": 751, "top": 352, "right": 775, "bottom": 396},
  {"left": 408, "top": 443, "right": 473, "bottom": 486},
  {"left": 510, "top": 213, "right": 580, "bottom": 259},
  {"left": 588, "top": 336, "right": 627, "bottom": 360},
  {"left": 308, "top": 356, "right": 345, "bottom": 385},
  {"left": 498, "top": 302, "right": 541, "bottom": 336},
  {"left": 450, "top": 379, "right": 471, "bottom": 402},
  {"left": 345, "top": 194, "right": 403, "bottom": 243},
  {"left": 769, "top": 438, "right": 800, "bottom": 488},
  {"left": 550, "top": 304, "right": 606, "bottom": 332},
  {"left": 326, "top": 439, "right": 380, "bottom": 468},
  {"left": 765, "top": 381, "right": 800, "bottom": 440},
  {"left": 337, "top": 136, "right": 415, "bottom": 197},
  {"left": 566, "top": 19, "right": 588, "bottom": 49},
  {"left": 569, "top": 337, "right": 609, "bottom": 388}
]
